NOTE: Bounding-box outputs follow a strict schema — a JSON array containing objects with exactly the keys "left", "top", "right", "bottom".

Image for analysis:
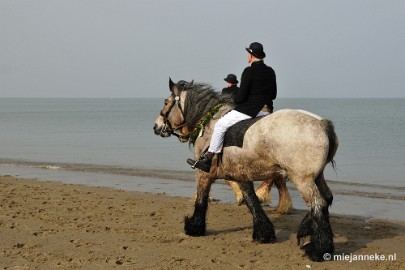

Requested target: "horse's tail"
[{"left": 321, "top": 119, "right": 339, "bottom": 170}]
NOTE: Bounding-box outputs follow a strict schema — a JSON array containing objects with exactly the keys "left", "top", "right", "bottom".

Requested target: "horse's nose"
[{"left": 153, "top": 123, "right": 160, "bottom": 135}]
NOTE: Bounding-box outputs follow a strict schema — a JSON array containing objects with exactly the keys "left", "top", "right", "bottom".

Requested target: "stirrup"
[
  {"left": 186, "top": 153, "right": 212, "bottom": 173},
  {"left": 187, "top": 149, "right": 208, "bottom": 168},
  {"left": 186, "top": 158, "right": 199, "bottom": 169}
]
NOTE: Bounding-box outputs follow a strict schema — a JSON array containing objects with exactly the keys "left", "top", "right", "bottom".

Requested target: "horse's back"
[
  {"left": 271, "top": 109, "right": 323, "bottom": 120},
  {"left": 244, "top": 109, "right": 335, "bottom": 176},
  {"left": 247, "top": 109, "right": 327, "bottom": 137}
]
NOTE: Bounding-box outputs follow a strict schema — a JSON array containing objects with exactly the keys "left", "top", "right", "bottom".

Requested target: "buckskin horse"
[{"left": 153, "top": 79, "right": 338, "bottom": 261}]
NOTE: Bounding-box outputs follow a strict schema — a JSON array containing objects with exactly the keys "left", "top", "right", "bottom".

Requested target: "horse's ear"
[
  {"left": 169, "top": 77, "right": 180, "bottom": 95},
  {"left": 183, "top": 79, "right": 194, "bottom": 89},
  {"left": 169, "top": 77, "right": 175, "bottom": 92}
]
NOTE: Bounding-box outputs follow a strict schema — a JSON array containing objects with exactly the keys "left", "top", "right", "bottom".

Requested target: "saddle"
[{"left": 223, "top": 116, "right": 265, "bottom": 148}]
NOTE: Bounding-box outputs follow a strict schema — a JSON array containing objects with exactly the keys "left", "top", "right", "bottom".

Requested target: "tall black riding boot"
[{"left": 187, "top": 153, "right": 213, "bottom": 173}]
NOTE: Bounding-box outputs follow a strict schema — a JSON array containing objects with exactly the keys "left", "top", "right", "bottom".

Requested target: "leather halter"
[{"left": 159, "top": 94, "right": 189, "bottom": 141}]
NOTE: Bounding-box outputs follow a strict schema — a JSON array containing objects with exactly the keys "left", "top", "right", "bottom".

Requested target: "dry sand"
[{"left": 0, "top": 175, "right": 404, "bottom": 269}]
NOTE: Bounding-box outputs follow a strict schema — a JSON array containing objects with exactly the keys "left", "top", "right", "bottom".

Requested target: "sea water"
[{"left": 0, "top": 98, "right": 404, "bottom": 220}]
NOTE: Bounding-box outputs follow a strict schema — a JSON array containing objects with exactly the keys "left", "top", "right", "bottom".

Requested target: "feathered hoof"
[
  {"left": 236, "top": 198, "right": 245, "bottom": 206},
  {"left": 252, "top": 221, "right": 276, "bottom": 243},
  {"left": 252, "top": 231, "right": 276, "bottom": 243},
  {"left": 296, "top": 214, "right": 313, "bottom": 245},
  {"left": 303, "top": 242, "right": 334, "bottom": 262},
  {"left": 184, "top": 216, "right": 206, "bottom": 236},
  {"left": 298, "top": 236, "right": 312, "bottom": 249},
  {"left": 274, "top": 205, "right": 292, "bottom": 215}
]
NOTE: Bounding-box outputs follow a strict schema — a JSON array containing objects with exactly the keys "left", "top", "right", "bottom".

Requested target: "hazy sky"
[{"left": 1, "top": 1, "right": 404, "bottom": 98}]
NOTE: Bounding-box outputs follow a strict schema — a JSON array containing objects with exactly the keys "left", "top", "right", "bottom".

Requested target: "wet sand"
[{"left": 0, "top": 175, "right": 404, "bottom": 269}]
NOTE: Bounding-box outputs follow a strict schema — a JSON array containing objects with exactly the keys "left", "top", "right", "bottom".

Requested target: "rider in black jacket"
[
  {"left": 235, "top": 57, "right": 276, "bottom": 115},
  {"left": 222, "top": 74, "right": 240, "bottom": 99}
]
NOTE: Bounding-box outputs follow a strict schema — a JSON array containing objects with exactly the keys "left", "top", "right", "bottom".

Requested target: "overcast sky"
[{"left": 1, "top": 1, "right": 404, "bottom": 98}]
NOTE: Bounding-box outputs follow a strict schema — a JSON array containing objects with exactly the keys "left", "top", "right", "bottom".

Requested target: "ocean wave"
[
  {"left": 0, "top": 158, "right": 195, "bottom": 181},
  {"left": 0, "top": 158, "right": 404, "bottom": 201}
]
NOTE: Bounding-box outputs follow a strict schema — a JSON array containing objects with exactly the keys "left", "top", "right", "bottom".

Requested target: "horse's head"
[{"left": 153, "top": 78, "right": 193, "bottom": 143}]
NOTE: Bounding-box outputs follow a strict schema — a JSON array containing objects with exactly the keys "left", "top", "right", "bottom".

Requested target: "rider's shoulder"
[{"left": 242, "top": 65, "right": 253, "bottom": 74}]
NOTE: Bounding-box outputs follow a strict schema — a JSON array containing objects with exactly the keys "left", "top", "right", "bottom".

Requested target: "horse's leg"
[
  {"left": 316, "top": 172, "right": 333, "bottom": 206},
  {"left": 238, "top": 181, "right": 276, "bottom": 243},
  {"left": 294, "top": 173, "right": 334, "bottom": 261},
  {"left": 309, "top": 173, "right": 334, "bottom": 261},
  {"left": 184, "top": 174, "right": 212, "bottom": 236},
  {"left": 295, "top": 177, "right": 316, "bottom": 245},
  {"left": 273, "top": 177, "right": 293, "bottom": 214},
  {"left": 225, "top": 180, "right": 244, "bottom": 206},
  {"left": 295, "top": 174, "right": 330, "bottom": 248},
  {"left": 255, "top": 179, "right": 273, "bottom": 205}
]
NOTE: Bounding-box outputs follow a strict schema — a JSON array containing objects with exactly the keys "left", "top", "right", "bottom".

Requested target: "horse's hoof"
[
  {"left": 237, "top": 198, "right": 245, "bottom": 206},
  {"left": 298, "top": 236, "right": 311, "bottom": 248},
  {"left": 252, "top": 219, "right": 276, "bottom": 243},
  {"left": 303, "top": 241, "right": 334, "bottom": 262},
  {"left": 253, "top": 235, "right": 276, "bottom": 244},
  {"left": 184, "top": 216, "right": 205, "bottom": 236},
  {"left": 252, "top": 227, "right": 276, "bottom": 243},
  {"left": 274, "top": 206, "right": 291, "bottom": 214}
]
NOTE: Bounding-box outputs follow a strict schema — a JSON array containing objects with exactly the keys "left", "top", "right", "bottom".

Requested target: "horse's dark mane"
[{"left": 181, "top": 82, "right": 234, "bottom": 131}]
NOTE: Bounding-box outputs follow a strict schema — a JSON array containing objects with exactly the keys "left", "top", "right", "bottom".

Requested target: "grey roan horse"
[{"left": 153, "top": 79, "right": 339, "bottom": 261}]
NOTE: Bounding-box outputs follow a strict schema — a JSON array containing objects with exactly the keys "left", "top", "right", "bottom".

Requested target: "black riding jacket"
[{"left": 234, "top": 61, "right": 277, "bottom": 117}]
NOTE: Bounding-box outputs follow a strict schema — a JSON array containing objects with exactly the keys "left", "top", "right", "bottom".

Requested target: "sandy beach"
[{"left": 0, "top": 175, "right": 403, "bottom": 269}]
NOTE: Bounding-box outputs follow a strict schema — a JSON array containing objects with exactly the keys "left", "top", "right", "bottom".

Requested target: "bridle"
[{"left": 159, "top": 93, "right": 189, "bottom": 141}]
